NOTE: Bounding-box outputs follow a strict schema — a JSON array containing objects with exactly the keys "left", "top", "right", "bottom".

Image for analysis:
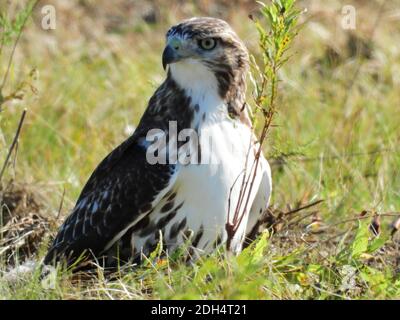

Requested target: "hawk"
[{"left": 44, "top": 17, "right": 272, "bottom": 269}]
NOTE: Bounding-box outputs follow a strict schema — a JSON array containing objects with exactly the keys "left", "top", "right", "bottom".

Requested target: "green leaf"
[
  {"left": 252, "top": 229, "right": 269, "bottom": 260},
  {"left": 285, "top": 0, "right": 295, "bottom": 11},
  {"left": 367, "top": 235, "right": 389, "bottom": 254},
  {"left": 238, "top": 229, "right": 269, "bottom": 266},
  {"left": 351, "top": 219, "right": 370, "bottom": 258}
]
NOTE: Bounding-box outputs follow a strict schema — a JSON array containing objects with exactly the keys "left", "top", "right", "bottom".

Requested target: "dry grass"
[{"left": 0, "top": 182, "right": 57, "bottom": 265}]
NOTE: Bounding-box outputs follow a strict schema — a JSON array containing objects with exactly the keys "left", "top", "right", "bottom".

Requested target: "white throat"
[{"left": 169, "top": 59, "right": 224, "bottom": 115}]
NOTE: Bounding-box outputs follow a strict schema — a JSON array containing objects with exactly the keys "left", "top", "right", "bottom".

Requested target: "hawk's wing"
[{"left": 44, "top": 132, "right": 177, "bottom": 266}]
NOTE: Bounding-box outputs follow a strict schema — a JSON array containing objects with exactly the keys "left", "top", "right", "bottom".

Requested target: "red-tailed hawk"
[{"left": 44, "top": 17, "right": 272, "bottom": 269}]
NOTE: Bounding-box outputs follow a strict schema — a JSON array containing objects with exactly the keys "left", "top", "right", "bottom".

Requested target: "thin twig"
[
  {"left": 0, "top": 108, "right": 27, "bottom": 182},
  {"left": 270, "top": 147, "right": 395, "bottom": 167},
  {"left": 288, "top": 211, "right": 318, "bottom": 227},
  {"left": 0, "top": 0, "right": 38, "bottom": 92},
  {"left": 226, "top": 4, "right": 301, "bottom": 247},
  {"left": 229, "top": 60, "right": 278, "bottom": 242},
  {"left": 283, "top": 199, "right": 324, "bottom": 217},
  {"left": 330, "top": 212, "right": 400, "bottom": 228},
  {"left": 57, "top": 187, "right": 66, "bottom": 220}
]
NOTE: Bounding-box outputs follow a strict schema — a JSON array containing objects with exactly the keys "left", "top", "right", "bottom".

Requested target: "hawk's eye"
[{"left": 198, "top": 38, "right": 217, "bottom": 50}]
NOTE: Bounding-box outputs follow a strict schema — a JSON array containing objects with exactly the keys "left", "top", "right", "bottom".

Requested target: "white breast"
[
  {"left": 170, "top": 61, "right": 269, "bottom": 252},
  {"left": 175, "top": 115, "right": 264, "bottom": 253},
  {"left": 130, "top": 61, "right": 271, "bottom": 257}
]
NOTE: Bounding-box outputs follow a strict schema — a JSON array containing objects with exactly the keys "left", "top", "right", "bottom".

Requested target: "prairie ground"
[{"left": 0, "top": 0, "right": 400, "bottom": 299}]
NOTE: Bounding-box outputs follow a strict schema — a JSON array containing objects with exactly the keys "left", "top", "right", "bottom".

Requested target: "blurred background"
[{"left": 1, "top": 0, "right": 399, "bottom": 225}]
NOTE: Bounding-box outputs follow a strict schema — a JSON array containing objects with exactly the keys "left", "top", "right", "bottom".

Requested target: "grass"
[{"left": 1, "top": 0, "right": 400, "bottom": 299}]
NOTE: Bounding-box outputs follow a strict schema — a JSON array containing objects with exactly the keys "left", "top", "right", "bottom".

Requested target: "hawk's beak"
[
  {"left": 162, "top": 45, "right": 180, "bottom": 70},
  {"left": 162, "top": 37, "right": 183, "bottom": 70}
]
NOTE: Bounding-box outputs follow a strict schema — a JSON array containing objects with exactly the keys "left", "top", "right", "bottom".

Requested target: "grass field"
[{"left": 0, "top": 0, "right": 400, "bottom": 299}]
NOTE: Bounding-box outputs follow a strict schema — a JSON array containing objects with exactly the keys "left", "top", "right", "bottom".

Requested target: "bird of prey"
[{"left": 44, "top": 17, "right": 272, "bottom": 269}]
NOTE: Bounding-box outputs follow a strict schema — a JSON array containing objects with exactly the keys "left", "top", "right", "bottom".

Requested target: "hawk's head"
[{"left": 162, "top": 17, "right": 249, "bottom": 107}]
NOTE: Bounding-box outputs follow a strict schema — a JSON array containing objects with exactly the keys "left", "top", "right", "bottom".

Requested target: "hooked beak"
[
  {"left": 162, "top": 45, "right": 180, "bottom": 70},
  {"left": 162, "top": 37, "right": 184, "bottom": 70}
]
